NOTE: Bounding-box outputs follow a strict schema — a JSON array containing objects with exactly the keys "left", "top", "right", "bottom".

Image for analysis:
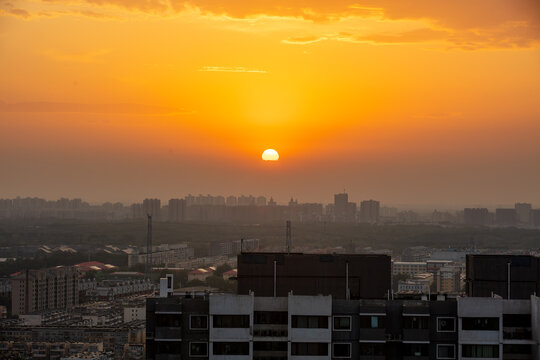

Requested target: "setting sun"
[{"left": 262, "top": 149, "right": 279, "bottom": 161}]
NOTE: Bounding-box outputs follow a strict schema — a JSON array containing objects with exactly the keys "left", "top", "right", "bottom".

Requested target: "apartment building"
[
  {"left": 11, "top": 266, "right": 79, "bottom": 315},
  {"left": 146, "top": 291, "right": 464, "bottom": 360},
  {"left": 457, "top": 296, "right": 540, "bottom": 359},
  {"left": 392, "top": 261, "right": 428, "bottom": 276}
]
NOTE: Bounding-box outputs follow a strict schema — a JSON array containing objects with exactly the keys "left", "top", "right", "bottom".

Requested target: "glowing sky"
[{"left": 1, "top": 0, "right": 539, "bottom": 206}]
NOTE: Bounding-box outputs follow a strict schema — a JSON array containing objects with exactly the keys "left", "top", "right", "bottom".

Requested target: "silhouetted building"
[
  {"left": 532, "top": 209, "right": 540, "bottom": 227},
  {"left": 237, "top": 253, "right": 391, "bottom": 299},
  {"left": 360, "top": 200, "right": 380, "bottom": 223},
  {"left": 334, "top": 193, "right": 356, "bottom": 222},
  {"left": 142, "top": 198, "right": 161, "bottom": 220},
  {"left": 466, "top": 254, "right": 540, "bottom": 299},
  {"left": 168, "top": 198, "right": 186, "bottom": 222},
  {"left": 495, "top": 208, "right": 517, "bottom": 226},
  {"left": 463, "top": 208, "right": 491, "bottom": 226},
  {"left": 515, "top": 202, "right": 532, "bottom": 225}
]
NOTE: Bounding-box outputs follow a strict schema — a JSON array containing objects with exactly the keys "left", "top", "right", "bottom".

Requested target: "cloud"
[
  {"left": 11, "top": 0, "right": 540, "bottom": 49},
  {"left": 0, "top": 101, "right": 186, "bottom": 114},
  {"left": 198, "top": 66, "right": 267, "bottom": 73},
  {"left": 0, "top": 1, "right": 31, "bottom": 18},
  {"left": 282, "top": 36, "right": 328, "bottom": 45}
]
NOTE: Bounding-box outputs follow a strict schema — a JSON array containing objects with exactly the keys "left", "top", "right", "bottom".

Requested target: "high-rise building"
[
  {"left": 515, "top": 202, "right": 532, "bottom": 225},
  {"left": 463, "top": 208, "right": 491, "bottom": 226},
  {"left": 142, "top": 198, "right": 161, "bottom": 220},
  {"left": 334, "top": 193, "right": 356, "bottom": 222},
  {"left": 495, "top": 208, "right": 517, "bottom": 226},
  {"left": 168, "top": 199, "right": 186, "bottom": 222},
  {"left": 226, "top": 196, "right": 237, "bottom": 207},
  {"left": 11, "top": 266, "right": 79, "bottom": 315},
  {"left": 360, "top": 200, "right": 380, "bottom": 223},
  {"left": 146, "top": 292, "right": 461, "bottom": 360}
]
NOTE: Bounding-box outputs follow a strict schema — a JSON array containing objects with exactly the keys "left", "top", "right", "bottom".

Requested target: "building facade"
[{"left": 11, "top": 266, "right": 79, "bottom": 315}]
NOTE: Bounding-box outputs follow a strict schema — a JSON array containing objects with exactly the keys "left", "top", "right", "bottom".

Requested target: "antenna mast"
[
  {"left": 146, "top": 214, "right": 152, "bottom": 278},
  {"left": 286, "top": 220, "right": 291, "bottom": 254}
]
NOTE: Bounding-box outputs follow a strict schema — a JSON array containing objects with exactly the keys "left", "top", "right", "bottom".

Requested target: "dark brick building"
[
  {"left": 237, "top": 253, "right": 391, "bottom": 299},
  {"left": 466, "top": 254, "right": 540, "bottom": 299}
]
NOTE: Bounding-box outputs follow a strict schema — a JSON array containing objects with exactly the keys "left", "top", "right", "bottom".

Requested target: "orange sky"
[{"left": 1, "top": 0, "right": 539, "bottom": 206}]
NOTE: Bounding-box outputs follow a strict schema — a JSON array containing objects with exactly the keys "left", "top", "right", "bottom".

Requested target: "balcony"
[
  {"left": 155, "top": 327, "right": 182, "bottom": 341},
  {"left": 503, "top": 327, "right": 532, "bottom": 340},
  {"left": 359, "top": 328, "right": 386, "bottom": 341},
  {"left": 402, "top": 329, "right": 429, "bottom": 342},
  {"left": 155, "top": 354, "right": 182, "bottom": 360},
  {"left": 253, "top": 324, "right": 288, "bottom": 339},
  {"left": 155, "top": 303, "right": 182, "bottom": 314}
]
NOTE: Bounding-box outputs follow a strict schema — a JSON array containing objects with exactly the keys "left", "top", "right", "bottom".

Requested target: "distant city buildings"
[
  {"left": 127, "top": 243, "right": 194, "bottom": 268},
  {"left": 359, "top": 200, "right": 380, "bottom": 223},
  {"left": 1, "top": 195, "right": 538, "bottom": 228},
  {"left": 11, "top": 266, "right": 79, "bottom": 315}
]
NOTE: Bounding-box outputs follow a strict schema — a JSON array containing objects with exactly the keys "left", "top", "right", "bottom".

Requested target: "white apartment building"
[{"left": 458, "top": 296, "right": 540, "bottom": 359}]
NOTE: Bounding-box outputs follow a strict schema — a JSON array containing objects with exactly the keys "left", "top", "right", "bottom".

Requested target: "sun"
[{"left": 262, "top": 149, "right": 279, "bottom": 161}]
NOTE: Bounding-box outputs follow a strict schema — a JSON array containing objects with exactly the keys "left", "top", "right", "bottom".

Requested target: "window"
[
  {"left": 359, "top": 315, "right": 386, "bottom": 329},
  {"left": 333, "top": 343, "right": 351, "bottom": 358},
  {"left": 437, "top": 344, "right": 456, "bottom": 359},
  {"left": 254, "top": 311, "right": 288, "bottom": 325},
  {"left": 437, "top": 317, "right": 456, "bottom": 332},
  {"left": 333, "top": 316, "right": 351, "bottom": 331},
  {"left": 190, "top": 315, "right": 208, "bottom": 330},
  {"left": 503, "top": 344, "right": 532, "bottom": 356},
  {"left": 213, "top": 342, "right": 250, "bottom": 355},
  {"left": 503, "top": 314, "right": 531, "bottom": 327},
  {"left": 462, "top": 345, "right": 499, "bottom": 358},
  {"left": 189, "top": 342, "right": 208, "bottom": 357},
  {"left": 404, "top": 344, "right": 429, "bottom": 357},
  {"left": 403, "top": 316, "right": 429, "bottom": 329},
  {"left": 360, "top": 343, "right": 385, "bottom": 356},
  {"left": 213, "top": 315, "right": 249, "bottom": 328},
  {"left": 462, "top": 317, "right": 499, "bottom": 331},
  {"left": 291, "top": 315, "right": 328, "bottom": 329},
  {"left": 291, "top": 342, "right": 328, "bottom": 356},
  {"left": 156, "top": 314, "right": 181, "bottom": 327}
]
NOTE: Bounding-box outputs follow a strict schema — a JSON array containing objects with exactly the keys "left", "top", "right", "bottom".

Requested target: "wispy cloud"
[
  {"left": 198, "top": 66, "right": 267, "bottom": 73},
  {"left": 282, "top": 36, "right": 328, "bottom": 45}
]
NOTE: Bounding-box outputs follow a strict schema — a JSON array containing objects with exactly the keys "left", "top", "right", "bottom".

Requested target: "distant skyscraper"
[
  {"left": 256, "top": 196, "right": 267, "bottom": 206},
  {"left": 495, "top": 208, "right": 517, "bottom": 226},
  {"left": 143, "top": 198, "right": 161, "bottom": 220},
  {"left": 226, "top": 195, "right": 237, "bottom": 206},
  {"left": 334, "top": 193, "right": 349, "bottom": 221},
  {"left": 515, "top": 203, "right": 532, "bottom": 225},
  {"left": 360, "top": 200, "right": 380, "bottom": 223},
  {"left": 168, "top": 198, "right": 186, "bottom": 222},
  {"left": 463, "top": 208, "right": 491, "bottom": 226}
]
